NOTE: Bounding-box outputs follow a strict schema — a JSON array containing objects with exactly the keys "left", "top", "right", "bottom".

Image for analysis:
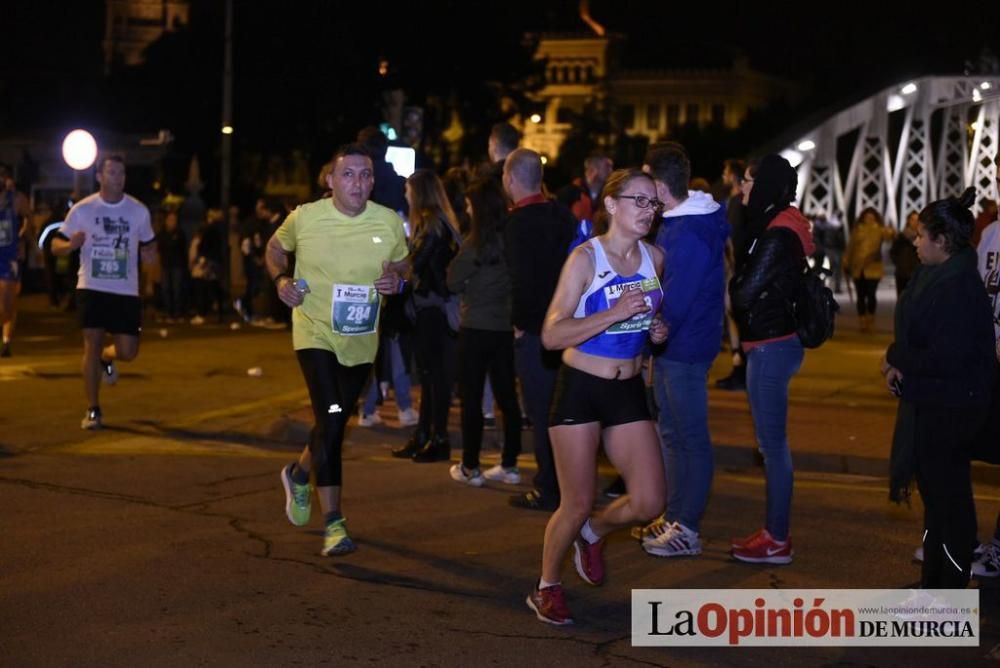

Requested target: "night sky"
[{"left": 5, "top": 1, "right": 999, "bottom": 199}]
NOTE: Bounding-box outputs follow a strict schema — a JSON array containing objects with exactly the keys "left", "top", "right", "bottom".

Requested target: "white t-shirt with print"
[
  {"left": 60, "top": 193, "right": 154, "bottom": 297},
  {"left": 978, "top": 219, "right": 1000, "bottom": 342}
]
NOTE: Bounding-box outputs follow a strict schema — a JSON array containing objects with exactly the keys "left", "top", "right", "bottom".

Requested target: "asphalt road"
[{"left": 3, "top": 294, "right": 1000, "bottom": 666}]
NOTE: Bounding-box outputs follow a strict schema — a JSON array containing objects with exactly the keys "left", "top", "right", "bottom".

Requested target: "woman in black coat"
[{"left": 883, "top": 187, "right": 997, "bottom": 588}]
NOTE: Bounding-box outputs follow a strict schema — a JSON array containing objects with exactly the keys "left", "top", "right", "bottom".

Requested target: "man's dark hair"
[
  {"left": 96, "top": 154, "right": 126, "bottom": 172},
  {"left": 258, "top": 196, "right": 284, "bottom": 216},
  {"left": 357, "top": 126, "right": 389, "bottom": 160},
  {"left": 725, "top": 158, "right": 746, "bottom": 185},
  {"left": 490, "top": 122, "right": 521, "bottom": 155},
  {"left": 644, "top": 142, "right": 690, "bottom": 199},
  {"left": 331, "top": 143, "right": 373, "bottom": 164}
]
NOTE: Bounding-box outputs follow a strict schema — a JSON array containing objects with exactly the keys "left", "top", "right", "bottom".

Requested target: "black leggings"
[
  {"left": 854, "top": 277, "right": 879, "bottom": 316},
  {"left": 458, "top": 328, "right": 521, "bottom": 470},
  {"left": 414, "top": 307, "right": 455, "bottom": 438},
  {"left": 915, "top": 404, "right": 982, "bottom": 588},
  {"left": 296, "top": 348, "right": 371, "bottom": 487}
]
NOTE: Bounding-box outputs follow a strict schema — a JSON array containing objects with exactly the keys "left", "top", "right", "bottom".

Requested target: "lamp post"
[{"left": 62, "top": 129, "right": 98, "bottom": 198}]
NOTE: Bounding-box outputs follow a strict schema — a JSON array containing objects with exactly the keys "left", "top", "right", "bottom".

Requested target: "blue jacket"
[{"left": 654, "top": 191, "right": 730, "bottom": 363}]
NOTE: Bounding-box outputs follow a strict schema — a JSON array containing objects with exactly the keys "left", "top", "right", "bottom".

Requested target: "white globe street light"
[{"left": 62, "top": 130, "right": 98, "bottom": 171}]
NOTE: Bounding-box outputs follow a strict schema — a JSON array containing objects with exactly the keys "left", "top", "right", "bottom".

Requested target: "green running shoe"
[
  {"left": 280, "top": 464, "right": 312, "bottom": 527},
  {"left": 321, "top": 518, "right": 356, "bottom": 556}
]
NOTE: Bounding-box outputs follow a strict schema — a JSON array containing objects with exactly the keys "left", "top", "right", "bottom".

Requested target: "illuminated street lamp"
[
  {"left": 62, "top": 129, "right": 98, "bottom": 197},
  {"left": 62, "top": 129, "right": 98, "bottom": 171}
]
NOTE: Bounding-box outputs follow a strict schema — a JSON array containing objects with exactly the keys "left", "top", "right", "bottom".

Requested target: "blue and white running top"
[
  {"left": 0, "top": 191, "right": 21, "bottom": 281},
  {"left": 574, "top": 238, "right": 663, "bottom": 359}
]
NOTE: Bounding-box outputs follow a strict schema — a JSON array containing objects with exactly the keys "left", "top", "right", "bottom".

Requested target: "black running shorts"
[
  {"left": 77, "top": 289, "right": 142, "bottom": 336},
  {"left": 548, "top": 364, "right": 651, "bottom": 428}
]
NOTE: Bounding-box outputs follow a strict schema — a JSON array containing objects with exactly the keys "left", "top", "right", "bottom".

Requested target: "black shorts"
[
  {"left": 548, "top": 364, "right": 651, "bottom": 429},
  {"left": 77, "top": 289, "right": 143, "bottom": 336}
]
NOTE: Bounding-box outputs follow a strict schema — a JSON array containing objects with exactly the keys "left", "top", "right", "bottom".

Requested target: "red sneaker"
[
  {"left": 731, "top": 529, "right": 793, "bottom": 564},
  {"left": 731, "top": 527, "right": 766, "bottom": 550},
  {"left": 526, "top": 585, "right": 574, "bottom": 625},
  {"left": 573, "top": 535, "right": 605, "bottom": 585}
]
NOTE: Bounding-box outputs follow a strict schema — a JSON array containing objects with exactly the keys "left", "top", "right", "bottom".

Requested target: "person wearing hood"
[
  {"left": 883, "top": 188, "right": 995, "bottom": 588},
  {"left": 728, "top": 154, "right": 815, "bottom": 564},
  {"left": 635, "top": 142, "right": 730, "bottom": 559}
]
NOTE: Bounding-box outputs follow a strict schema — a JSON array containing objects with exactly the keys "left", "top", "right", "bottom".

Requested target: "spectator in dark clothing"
[
  {"left": 447, "top": 178, "right": 522, "bottom": 487},
  {"left": 256, "top": 198, "right": 289, "bottom": 327},
  {"left": 556, "top": 154, "right": 613, "bottom": 223},
  {"left": 477, "top": 122, "right": 521, "bottom": 184},
  {"left": 237, "top": 198, "right": 270, "bottom": 321},
  {"left": 503, "top": 148, "right": 576, "bottom": 512},
  {"left": 883, "top": 187, "right": 996, "bottom": 588},
  {"left": 890, "top": 211, "right": 921, "bottom": 296},
  {"left": 190, "top": 209, "right": 226, "bottom": 324},
  {"left": 392, "top": 169, "right": 461, "bottom": 463},
  {"left": 718, "top": 158, "right": 748, "bottom": 391},
  {"left": 358, "top": 126, "right": 408, "bottom": 216},
  {"left": 158, "top": 210, "right": 187, "bottom": 321}
]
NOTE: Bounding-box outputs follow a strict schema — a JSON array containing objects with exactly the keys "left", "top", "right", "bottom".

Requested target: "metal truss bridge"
[{"left": 778, "top": 76, "right": 1000, "bottom": 227}]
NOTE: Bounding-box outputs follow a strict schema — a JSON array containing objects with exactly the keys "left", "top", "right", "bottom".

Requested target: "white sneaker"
[
  {"left": 397, "top": 407, "right": 419, "bottom": 427},
  {"left": 482, "top": 464, "right": 521, "bottom": 485},
  {"left": 632, "top": 516, "right": 670, "bottom": 542},
  {"left": 449, "top": 464, "right": 484, "bottom": 487},
  {"left": 973, "top": 542, "right": 1000, "bottom": 578},
  {"left": 643, "top": 522, "right": 702, "bottom": 557},
  {"left": 358, "top": 411, "right": 382, "bottom": 427},
  {"left": 81, "top": 407, "right": 102, "bottom": 430}
]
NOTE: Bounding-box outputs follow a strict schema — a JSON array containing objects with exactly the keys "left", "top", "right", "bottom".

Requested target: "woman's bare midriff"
[{"left": 562, "top": 347, "right": 643, "bottom": 380}]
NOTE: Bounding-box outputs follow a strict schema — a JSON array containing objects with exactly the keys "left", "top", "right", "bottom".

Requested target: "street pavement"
[{"left": 3, "top": 291, "right": 1000, "bottom": 666}]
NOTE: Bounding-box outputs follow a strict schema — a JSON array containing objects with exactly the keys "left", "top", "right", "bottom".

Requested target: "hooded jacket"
[
  {"left": 654, "top": 190, "right": 730, "bottom": 363},
  {"left": 730, "top": 207, "right": 816, "bottom": 344}
]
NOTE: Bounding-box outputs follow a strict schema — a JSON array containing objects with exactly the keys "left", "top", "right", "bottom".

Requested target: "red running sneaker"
[
  {"left": 573, "top": 535, "right": 605, "bottom": 586},
  {"left": 731, "top": 527, "right": 766, "bottom": 550},
  {"left": 526, "top": 584, "right": 574, "bottom": 625},
  {"left": 731, "top": 529, "right": 793, "bottom": 564}
]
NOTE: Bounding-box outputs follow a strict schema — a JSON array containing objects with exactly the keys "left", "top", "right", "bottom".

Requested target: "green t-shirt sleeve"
[
  {"left": 390, "top": 212, "right": 408, "bottom": 263},
  {"left": 275, "top": 207, "right": 299, "bottom": 252}
]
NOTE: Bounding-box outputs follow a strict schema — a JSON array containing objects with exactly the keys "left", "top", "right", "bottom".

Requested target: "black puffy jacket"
[{"left": 730, "top": 226, "right": 806, "bottom": 343}]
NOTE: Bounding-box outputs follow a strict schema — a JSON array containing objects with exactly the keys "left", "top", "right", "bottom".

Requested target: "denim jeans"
[
  {"left": 513, "top": 332, "right": 560, "bottom": 502},
  {"left": 362, "top": 334, "right": 413, "bottom": 415},
  {"left": 653, "top": 357, "right": 713, "bottom": 533},
  {"left": 746, "top": 336, "right": 804, "bottom": 542}
]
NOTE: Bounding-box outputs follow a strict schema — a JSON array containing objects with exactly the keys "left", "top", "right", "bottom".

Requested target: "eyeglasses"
[{"left": 616, "top": 194, "right": 664, "bottom": 210}]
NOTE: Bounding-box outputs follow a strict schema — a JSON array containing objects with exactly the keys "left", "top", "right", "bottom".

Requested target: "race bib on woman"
[{"left": 331, "top": 284, "right": 380, "bottom": 335}]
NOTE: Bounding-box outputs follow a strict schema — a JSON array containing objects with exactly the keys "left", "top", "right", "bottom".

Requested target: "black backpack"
[{"left": 789, "top": 264, "right": 840, "bottom": 348}]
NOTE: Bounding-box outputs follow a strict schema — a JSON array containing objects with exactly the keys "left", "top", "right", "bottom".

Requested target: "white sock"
[
  {"left": 539, "top": 577, "right": 560, "bottom": 590},
  {"left": 580, "top": 518, "right": 601, "bottom": 544}
]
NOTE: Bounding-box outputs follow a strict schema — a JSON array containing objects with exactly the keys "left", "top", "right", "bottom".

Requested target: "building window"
[
  {"left": 685, "top": 104, "right": 699, "bottom": 125},
  {"left": 666, "top": 104, "right": 680, "bottom": 130},
  {"left": 585, "top": 66, "right": 594, "bottom": 82},
  {"left": 618, "top": 104, "right": 636, "bottom": 129},
  {"left": 647, "top": 104, "right": 661, "bottom": 131},
  {"left": 712, "top": 104, "right": 725, "bottom": 125}
]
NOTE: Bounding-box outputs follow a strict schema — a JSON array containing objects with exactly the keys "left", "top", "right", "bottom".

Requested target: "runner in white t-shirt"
[{"left": 53, "top": 155, "right": 157, "bottom": 430}]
